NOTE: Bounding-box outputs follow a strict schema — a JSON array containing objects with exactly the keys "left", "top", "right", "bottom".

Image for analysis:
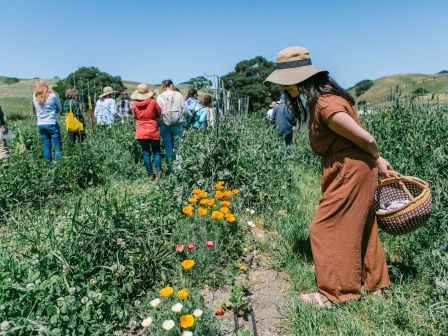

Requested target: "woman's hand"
[{"left": 376, "top": 156, "right": 393, "bottom": 178}]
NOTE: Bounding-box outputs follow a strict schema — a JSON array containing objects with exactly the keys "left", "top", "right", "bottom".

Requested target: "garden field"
[{"left": 0, "top": 102, "right": 447, "bottom": 335}]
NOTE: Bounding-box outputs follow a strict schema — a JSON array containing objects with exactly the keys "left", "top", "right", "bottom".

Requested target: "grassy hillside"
[{"left": 349, "top": 73, "right": 448, "bottom": 105}]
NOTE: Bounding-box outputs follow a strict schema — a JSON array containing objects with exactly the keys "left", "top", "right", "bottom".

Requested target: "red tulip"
[
  {"left": 216, "top": 307, "right": 224, "bottom": 316},
  {"left": 206, "top": 241, "right": 214, "bottom": 249},
  {"left": 175, "top": 244, "right": 184, "bottom": 252},
  {"left": 187, "top": 243, "right": 195, "bottom": 251}
]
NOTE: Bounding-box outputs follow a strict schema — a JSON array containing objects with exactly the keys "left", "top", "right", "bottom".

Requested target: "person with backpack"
[
  {"left": 271, "top": 93, "right": 296, "bottom": 159},
  {"left": 156, "top": 79, "right": 188, "bottom": 174},
  {"left": 185, "top": 89, "right": 208, "bottom": 129},
  {"left": 131, "top": 84, "right": 161, "bottom": 181},
  {"left": 63, "top": 88, "right": 86, "bottom": 143},
  {"left": 32, "top": 79, "right": 63, "bottom": 163},
  {"left": 0, "top": 104, "right": 9, "bottom": 161}
]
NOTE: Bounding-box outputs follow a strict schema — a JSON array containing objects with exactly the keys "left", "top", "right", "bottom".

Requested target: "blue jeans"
[
  {"left": 38, "top": 124, "right": 62, "bottom": 163},
  {"left": 138, "top": 139, "right": 161, "bottom": 176},
  {"left": 160, "top": 124, "right": 183, "bottom": 173}
]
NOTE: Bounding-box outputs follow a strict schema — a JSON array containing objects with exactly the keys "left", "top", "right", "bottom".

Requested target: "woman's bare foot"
[{"left": 300, "top": 293, "right": 332, "bottom": 309}]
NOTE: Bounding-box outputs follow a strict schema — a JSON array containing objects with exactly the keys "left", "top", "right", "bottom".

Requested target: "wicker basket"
[{"left": 374, "top": 171, "right": 432, "bottom": 235}]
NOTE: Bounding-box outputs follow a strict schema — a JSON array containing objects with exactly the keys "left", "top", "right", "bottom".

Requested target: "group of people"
[{"left": 1, "top": 79, "right": 215, "bottom": 179}]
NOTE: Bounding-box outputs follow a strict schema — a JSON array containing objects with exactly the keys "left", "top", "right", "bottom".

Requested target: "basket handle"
[{"left": 379, "top": 170, "right": 416, "bottom": 202}]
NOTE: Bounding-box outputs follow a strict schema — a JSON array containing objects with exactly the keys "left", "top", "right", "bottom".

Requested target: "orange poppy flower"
[
  {"left": 207, "top": 199, "right": 215, "bottom": 207},
  {"left": 182, "top": 206, "right": 194, "bottom": 216},
  {"left": 180, "top": 314, "right": 195, "bottom": 328},
  {"left": 181, "top": 259, "right": 195, "bottom": 270},
  {"left": 192, "top": 188, "right": 203, "bottom": 196},
  {"left": 199, "top": 199, "right": 209, "bottom": 205},
  {"left": 211, "top": 211, "right": 224, "bottom": 220},
  {"left": 214, "top": 181, "right": 225, "bottom": 191},
  {"left": 159, "top": 286, "right": 174, "bottom": 297},
  {"left": 232, "top": 189, "right": 240, "bottom": 195},
  {"left": 220, "top": 207, "right": 230, "bottom": 214},
  {"left": 222, "top": 191, "right": 232, "bottom": 199},
  {"left": 225, "top": 213, "right": 236, "bottom": 223},
  {"left": 199, "top": 191, "right": 208, "bottom": 198},
  {"left": 177, "top": 289, "right": 189, "bottom": 300},
  {"left": 215, "top": 191, "right": 224, "bottom": 199},
  {"left": 198, "top": 207, "right": 208, "bottom": 216},
  {"left": 188, "top": 197, "right": 198, "bottom": 204},
  {"left": 220, "top": 201, "right": 231, "bottom": 207}
]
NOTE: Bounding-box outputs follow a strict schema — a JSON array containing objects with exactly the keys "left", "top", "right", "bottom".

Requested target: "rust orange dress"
[{"left": 308, "top": 94, "right": 390, "bottom": 302}]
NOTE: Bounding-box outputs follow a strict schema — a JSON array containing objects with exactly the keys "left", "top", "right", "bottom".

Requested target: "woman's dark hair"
[
  {"left": 289, "top": 72, "right": 355, "bottom": 129},
  {"left": 202, "top": 95, "right": 212, "bottom": 107},
  {"left": 161, "top": 79, "right": 173, "bottom": 88},
  {"left": 187, "top": 88, "right": 197, "bottom": 98}
]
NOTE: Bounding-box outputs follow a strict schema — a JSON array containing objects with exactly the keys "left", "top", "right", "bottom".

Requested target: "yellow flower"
[
  {"left": 220, "top": 207, "right": 230, "bottom": 214},
  {"left": 199, "top": 199, "right": 209, "bottom": 205},
  {"left": 181, "top": 259, "right": 195, "bottom": 270},
  {"left": 232, "top": 189, "right": 240, "bottom": 195},
  {"left": 199, "top": 191, "right": 208, "bottom": 198},
  {"left": 180, "top": 314, "right": 195, "bottom": 329},
  {"left": 214, "top": 181, "right": 225, "bottom": 191},
  {"left": 159, "top": 286, "right": 174, "bottom": 297},
  {"left": 239, "top": 265, "right": 247, "bottom": 271},
  {"left": 177, "top": 289, "right": 189, "bottom": 300},
  {"left": 207, "top": 199, "right": 215, "bottom": 207},
  {"left": 182, "top": 206, "right": 194, "bottom": 216},
  {"left": 222, "top": 191, "right": 232, "bottom": 199},
  {"left": 220, "top": 201, "right": 231, "bottom": 207},
  {"left": 225, "top": 213, "right": 236, "bottom": 223},
  {"left": 188, "top": 197, "right": 198, "bottom": 204},
  {"left": 215, "top": 191, "right": 223, "bottom": 199},
  {"left": 211, "top": 211, "right": 224, "bottom": 220},
  {"left": 198, "top": 207, "right": 208, "bottom": 216}
]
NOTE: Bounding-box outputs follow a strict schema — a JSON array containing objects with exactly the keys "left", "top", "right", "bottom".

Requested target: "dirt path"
[{"left": 202, "top": 253, "right": 289, "bottom": 336}]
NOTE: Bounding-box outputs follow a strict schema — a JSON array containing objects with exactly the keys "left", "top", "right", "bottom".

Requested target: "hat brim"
[
  {"left": 130, "top": 90, "right": 154, "bottom": 101},
  {"left": 99, "top": 91, "right": 117, "bottom": 98},
  {"left": 265, "top": 65, "right": 327, "bottom": 85}
]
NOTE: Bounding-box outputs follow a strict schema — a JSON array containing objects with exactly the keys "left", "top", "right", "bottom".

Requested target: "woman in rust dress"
[{"left": 266, "top": 46, "right": 391, "bottom": 307}]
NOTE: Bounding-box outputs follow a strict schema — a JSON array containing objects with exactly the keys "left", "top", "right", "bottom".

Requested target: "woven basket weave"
[{"left": 374, "top": 171, "right": 432, "bottom": 235}]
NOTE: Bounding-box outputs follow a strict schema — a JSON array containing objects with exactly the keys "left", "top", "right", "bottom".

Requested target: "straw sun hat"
[
  {"left": 99, "top": 86, "right": 117, "bottom": 98},
  {"left": 265, "top": 46, "right": 327, "bottom": 85},
  {"left": 131, "top": 84, "right": 154, "bottom": 101}
]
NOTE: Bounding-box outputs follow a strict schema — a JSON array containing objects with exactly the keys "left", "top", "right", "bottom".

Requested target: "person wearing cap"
[
  {"left": 271, "top": 93, "right": 296, "bottom": 159},
  {"left": 0, "top": 104, "right": 9, "bottom": 161},
  {"left": 63, "top": 88, "right": 86, "bottom": 143},
  {"left": 32, "top": 79, "right": 63, "bottom": 163},
  {"left": 267, "top": 101, "right": 278, "bottom": 121},
  {"left": 266, "top": 46, "right": 391, "bottom": 307},
  {"left": 94, "top": 86, "right": 117, "bottom": 126},
  {"left": 131, "top": 84, "right": 162, "bottom": 181}
]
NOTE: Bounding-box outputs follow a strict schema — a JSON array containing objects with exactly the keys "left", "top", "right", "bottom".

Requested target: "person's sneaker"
[{"left": 149, "top": 174, "right": 157, "bottom": 181}]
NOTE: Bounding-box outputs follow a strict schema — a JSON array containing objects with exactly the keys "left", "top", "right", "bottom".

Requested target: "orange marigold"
[
  {"left": 220, "top": 207, "right": 230, "bottom": 214},
  {"left": 220, "top": 201, "right": 231, "bottom": 207},
  {"left": 188, "top": 197, "right": 198, "bottom": 204},
  {"left": 232, "top": 189, "right": 240, "bottom": 195},
  {"left": 159, "top": 286, "right": 174, "bottom": 297},
  {"left": 207, "top": 199, "right": 216, "bottom": 207},
  {"left": 192, "top": 188, "right": 203, "bottom": 196},
  {"left": 198, "top": 207, "right": 208, "bottom": 216},
  {"left": 214, "top": 181, "right": 225, "bottom": 191},
  {"left": 215, "top": 191, "right": 224, "bottom": 199},
  {"left": 199, "top": 199, "right": 209, "bottom": 205},
  {"left": 199, "top": 191, "right": 208, "bottom": 198},
  {"left": 181, "top": 259, "right": 195, "bottom": 270},
  {"left": 211, "top": 211, "right": 224, "bottom": 220},
  {"left": 222, "top": 191, "right": 232, "bottom": 199},
  {"left": 177, "top": 289, "right": 189, "bottom": 300},
  {"left": 225, "top": 213, "right": 236, "bottom": 223},
  {"left": 182, "top": 206, "right": 194, "bottom": 216},
  {"left": 180, "top": 314, "right": 195, "bottom": 328}
]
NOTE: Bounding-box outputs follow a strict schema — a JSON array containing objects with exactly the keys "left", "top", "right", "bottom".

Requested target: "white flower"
[
  {"left": 247, "top": 220, "right": 255, "bottom": 228},
  {"left": 88, "top": 291, "right": 96, "bottom": 298},
  {"left": 141, "top": 317, "right": 153, "bottom": 328},
  {"left": 150, "top": 298, "right": 161, "bottom": 307},
  {"left": 245, "top": 208, "right": 251, "bottom": 212},
  {"left": 56, "top": 297, "right": 64, "bottom": 306},
  {"left": 250, "top": 209, "right": 255, "bottom": 215},
  {"left": 193, "top": 309, "right": 203, "bottom": 318},
  {"left": 26, "top": 283, "right": 35, "bottom": 291},
  {"left": 1, "top": 321, "right": 10, "bottom": 331},
  {"left": 117, "top": 238, "right": 126, "bottom": 248},
  {"left": 182, "top": 331, "right": 193, "bottom": 336},
  {"left": 134, "top": 300, "right": 141, "bottom": 307},
  {"left": 89, "top": 278, "right": 97, "bottom": 286},
  {"left": 171, "top": 302, "right": 183, "bottom": 313},
  {"left": 69, "top": 287, "right": 76, "bottom": 295},
  {"left": 95, "top": 292, "right": 103, "bottom": 300},
  {"left": 162, "top": 320, "right": 175, "bottom": 330},
  {"left": 81, "top": 296, "right": 89, "bottom": 304}
]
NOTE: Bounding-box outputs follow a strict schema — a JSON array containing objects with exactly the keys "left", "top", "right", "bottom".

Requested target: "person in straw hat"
[
  {"left": 131, "top": 84, "right": 162, "bottom": 181},
  {"left": 94, "top": 86, "right": 117, "bottom": 126},
  {"left": 266, "top": 46, "right": 392, "bottom": 308}
]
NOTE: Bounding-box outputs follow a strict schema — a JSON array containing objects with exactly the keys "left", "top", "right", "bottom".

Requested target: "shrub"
[{"left": 4, "top": 77, "right": 20, "bottom": 85}]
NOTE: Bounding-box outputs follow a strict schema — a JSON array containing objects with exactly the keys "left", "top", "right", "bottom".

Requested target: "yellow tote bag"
[{"left": 65, "top": 100, "right": 84, "bottom": 133}]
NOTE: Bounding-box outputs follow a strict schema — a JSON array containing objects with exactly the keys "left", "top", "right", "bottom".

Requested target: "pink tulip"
[
  {"left": 175, "top": 244, "right": 184, "bottom": 252},
  {"left": 206, "top": 241, "right": 214, "bottom": 249},
  {"left": 187, "top": 243, "right": 195, "bottom": 251}
]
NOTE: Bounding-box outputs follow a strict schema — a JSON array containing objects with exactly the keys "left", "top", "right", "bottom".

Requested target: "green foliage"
[
  {"left": 412, "top": 87, "right": 429, "bottom": 95},
  {"left": 53, "top": 67, "right": 126, "bottom": 101},
  {"left": 350, "top": 79, "right": 374, "bottom": 97},
  {"left": 437, "top": 70, "right": 448, "bottom": 74},
  {"left": 4, "top": 77, "right": 20, "bottom": 85},
  {"left": 222, "top": 56, "right": 282, "bottom": 112},
  {"left": 182, "top": 76, "right": 212, "bottom": 89}
]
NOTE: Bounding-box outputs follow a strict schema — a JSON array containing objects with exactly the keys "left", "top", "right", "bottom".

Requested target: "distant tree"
[
  {"left": 53, "top": 76, "right": 61, "bottom": 80},
  {"left": 222, "top": 56, "right": 282, "bottom": 112},
  {"left": 349, "top": 79, "right": 374, "bottom": 97},
  {"left": 4, "top": 77, "right": 20, "bottom": 85},
  {"left": 182, "top": 76, "right": 212, "bottom": 89},
  {"left": 53, "top": 67, "right": 126, "bottom": 101},
  {"left": 437, "top": 70, "right": 448, "bottom": 74},
  {"left": 412, "top": 87, "right": 429, "bottom": 96}
]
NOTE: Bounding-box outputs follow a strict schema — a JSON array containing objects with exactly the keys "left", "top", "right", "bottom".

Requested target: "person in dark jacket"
[
  {"left": 271, "top": 93, "right": 296, "bottom": 158},
  {"left": 0, "top": 104, "right": 9, "bottom": 161}
]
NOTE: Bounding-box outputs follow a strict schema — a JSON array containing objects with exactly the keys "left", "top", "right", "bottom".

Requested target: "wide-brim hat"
[
  {"left": 269, "top": 101, "right": 278, "bottom": 108},
  {"left": 265, "top": 46, "right": 327, "bottom": 85},
  {"left": 130, "top": 83, "right": 154, "bottom": 101},
  {"left": 99, "top": 86, "right": 117, "bottom": 98}
]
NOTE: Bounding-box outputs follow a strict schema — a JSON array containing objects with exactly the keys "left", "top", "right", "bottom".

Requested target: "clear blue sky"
[{"left": 0, "top": 0, "right": 446, "bottom": 88}]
